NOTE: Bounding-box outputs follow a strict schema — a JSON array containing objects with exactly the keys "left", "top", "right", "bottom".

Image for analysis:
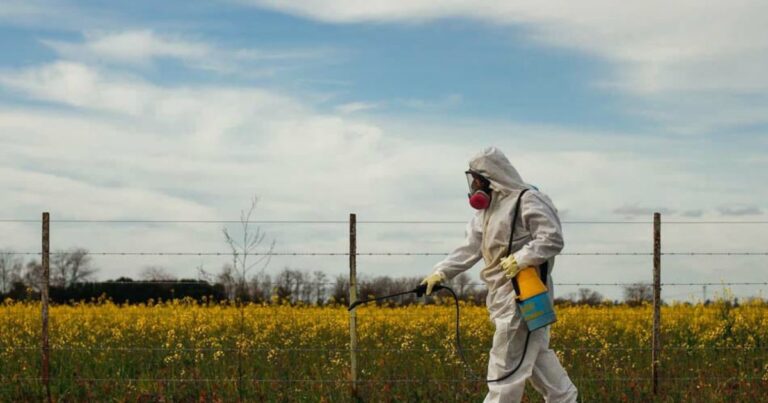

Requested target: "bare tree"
[
  {"left": 216, "top": 264, "right": 237, "bottom": 300},
  {"left": 249, "top": 272, "right": 272, "bottom": 303},
  {"left": 23, "top": 260, "right": 43, "bottom": 291},
  {"left": 623, "top": 282, "right": 653, "bottom": 306},
  {"left": 577, "top": 288, "right": 604, "bottom": 306},
  {"left": 272, "top": 268, "right": 317, "bottom": 303},
  {"left": 0, "top": 250, "right": 23, "bottom": 294},
  {"left": 312, "top": 270, "right": 327, "bottom": 305},
  {"left": 274, "top": 268, "right": 299, "bottom": 302},
  {"left": 358, "top": 276, "right": 396, "bottom": 304},
  {"left": 260, "top": 274, "right": 273, "bottom": 302},
  {"left": 331, "top": 275, "right": 349, "bottom": 305},
  {"left": 223, "top": 195, "right": 275, "bottom": 301},
  {"left": 51, "top": 248, "right": 96, "bottom": 287},
  {"left": 140, "top": 266, "right": 177, "bottom": 281},
  {"left": 453, "top": 273, "right": 473, "bottom": 300},
  {"left": 299, "top": 272, "right": 313, "bottom": 303}
]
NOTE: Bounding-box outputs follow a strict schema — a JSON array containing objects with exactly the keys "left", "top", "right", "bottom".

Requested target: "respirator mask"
[{"left": 465, "top": 170, "right": 492, "bottom": 210}]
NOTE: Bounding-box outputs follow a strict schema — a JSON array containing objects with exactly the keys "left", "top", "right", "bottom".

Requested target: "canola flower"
[{"left": 0, "top": 297, "right": 765, "bottom": 401}]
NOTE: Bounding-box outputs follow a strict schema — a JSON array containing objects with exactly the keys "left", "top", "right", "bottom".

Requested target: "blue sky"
[
  {"left": 0, "top": 1, "right": 632, "bottom": 128},
  {"left": 1, "top": 0, "right": 767, "bottom": 300}
]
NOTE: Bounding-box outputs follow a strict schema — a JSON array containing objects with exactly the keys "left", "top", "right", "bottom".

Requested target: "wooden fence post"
[
  {"left": 348, "top": 213, "right": 358, "bottom": 397},
  {"left": 652, "top": 212, "right": 662, "bottom": 395},
  {"left": 41, "top": 212, "right": 51, "bottom": 403}
]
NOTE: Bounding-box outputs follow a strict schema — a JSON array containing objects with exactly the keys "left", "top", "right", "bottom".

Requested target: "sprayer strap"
[
  {"left": 506, "top": 189, "right": 529, "bottom": 255},
  {"left": 508, "top": 189, "right": 528, "bottom": 299},
  {"left": 508, "top": 189, "right": 549, "bottom": 296}
]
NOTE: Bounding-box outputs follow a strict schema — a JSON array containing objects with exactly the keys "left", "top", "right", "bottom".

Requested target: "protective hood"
[{"left": 468, "top": 147, "right": 528, "bottom": 195}]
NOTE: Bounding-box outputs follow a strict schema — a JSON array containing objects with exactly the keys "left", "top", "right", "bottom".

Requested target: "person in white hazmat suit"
[{"left": 421, "top": 147, "right": 577, "bottom": 403}]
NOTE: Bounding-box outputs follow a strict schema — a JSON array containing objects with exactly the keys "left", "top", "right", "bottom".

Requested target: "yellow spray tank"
[
  {"left": 513, "top": 266, "right": 556, "bottom": 331},
  {"left": 507, "top": 188, "right": 556, "bottom": 332}
]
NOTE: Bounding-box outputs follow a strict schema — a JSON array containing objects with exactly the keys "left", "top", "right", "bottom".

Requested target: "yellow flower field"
[{"left": 1, "top": 298, "right": 766, "bottom": 401}]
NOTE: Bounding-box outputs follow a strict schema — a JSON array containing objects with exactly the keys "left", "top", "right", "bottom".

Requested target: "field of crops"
[{"left": 1, "top": 298, "right": 766, "bottom": 402}]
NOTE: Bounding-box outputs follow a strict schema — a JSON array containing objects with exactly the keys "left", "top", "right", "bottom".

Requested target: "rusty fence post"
[
  {"left": 41, "top": 212, "right": 52, "bottom": 402},
  {"left": 348, "top": 213, "right": 359, "bottom": 397},
  {"left": 652, "top": 212, "right": 661, "bottom": 396}
]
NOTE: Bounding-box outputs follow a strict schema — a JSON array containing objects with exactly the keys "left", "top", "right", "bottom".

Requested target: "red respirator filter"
[{"left": 468, "top": 191, "right": 491, "bottom": 210}]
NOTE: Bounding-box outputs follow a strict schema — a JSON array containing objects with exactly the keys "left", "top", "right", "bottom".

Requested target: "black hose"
[
  {"left": 348, "top": 284, "right": 532, "bottom": 383},
  {"left": 347, "top": 288, "right": 425, "bottom": 311}
]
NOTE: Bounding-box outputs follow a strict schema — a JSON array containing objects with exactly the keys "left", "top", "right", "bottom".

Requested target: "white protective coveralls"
[{"left": 430, "top": 147, "right": 577, "bottom": 403}]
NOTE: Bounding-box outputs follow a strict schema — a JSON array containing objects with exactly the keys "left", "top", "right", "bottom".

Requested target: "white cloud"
[
  {"left": 239, "top": 0, "right": 768, "bottom": 130},
  {"left": 336, "top": 102, "right": 379, "bottom": 114},
  {"left": 0, "top": 166, "right": 216, "bottom": 221},
  {"left": 8, "top": 2, "right": 768, "bottom": 133},
  {"left": 717, "top": 205, "right": 763, "bottom": 216},
  {"left": 42, "top": 31, "right": 209, "bottom": 66},
  {"left": 240, "top": 1, "right": 768, "bottom": 92},
  {"left": 0, "top": 61, "right": 305, "bottom": 150},
  {"left": 1, "top": 61, "right": 161, "bottom": 116},
  {"left": 40, "top": 30, "right": 335, "bottom": 76}
]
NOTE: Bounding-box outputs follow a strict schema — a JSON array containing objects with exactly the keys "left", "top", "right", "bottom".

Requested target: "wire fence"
[
  {"left": 1, "top": 213, "right": 767, "bottom": 401},
  {"left": 3, "top": 218, "right": 768, "bottom": 223},
  {"left": 5, "top": 251, "right": 768, "bottom": 256},
  {"left": 4, "top": 280, "right": 765, "bottom": 286}
]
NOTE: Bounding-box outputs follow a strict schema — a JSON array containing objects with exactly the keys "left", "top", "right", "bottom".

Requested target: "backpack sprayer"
[{"left": 348, "top": 189, "right": 557, "bottom": 382}]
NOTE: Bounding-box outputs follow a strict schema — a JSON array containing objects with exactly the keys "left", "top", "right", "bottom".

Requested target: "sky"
[{"left": 1, "top": 0, "right": 767, "bottom": 301}]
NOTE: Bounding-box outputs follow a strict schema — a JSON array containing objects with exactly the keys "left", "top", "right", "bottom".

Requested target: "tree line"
[{"left": 0, "top": 248, "right": 664, "bottom": 306}]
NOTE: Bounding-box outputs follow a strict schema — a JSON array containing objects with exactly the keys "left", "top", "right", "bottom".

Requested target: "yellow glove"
[
  {"left": 420, "top": 272, "right": 446, "bottom": 296},
  {"left": 500, "top": 255, "right": 522, "bottom": 279}
]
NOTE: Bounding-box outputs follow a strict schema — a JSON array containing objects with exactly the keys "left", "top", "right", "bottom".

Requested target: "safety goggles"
[{"left": 465, "top": 170, "right": 490, "bottom": 193}]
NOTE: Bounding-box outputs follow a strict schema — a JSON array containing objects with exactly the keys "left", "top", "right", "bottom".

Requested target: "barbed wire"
[
  {"left": 5, "top": 250, "right": 768, "bottom": 257},
  {"left": 3, "top": 278, "right": 765, "bottom": 286},
  {"left": 0, "top": 219, "right": 349, "bottom": 224},
  {"left": 38, "top": 281, "right": 768, "bottom": 286},
  {"left": 2, "top": 218, "right": 768, "bottom": 224},
  {"left": 663, "top": 252, "right": 768, "bottom": 256},
  {"left": 4, "top": 279, "right": 765, "bottom": 286}
]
